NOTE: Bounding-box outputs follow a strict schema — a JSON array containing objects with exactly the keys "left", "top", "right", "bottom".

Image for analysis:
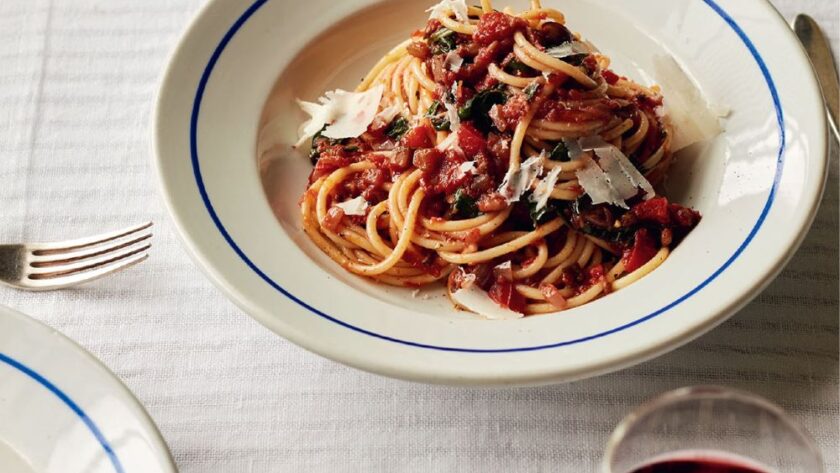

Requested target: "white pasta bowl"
[{"left": 154, "top": 0, "right": 828, "bottom": 385}]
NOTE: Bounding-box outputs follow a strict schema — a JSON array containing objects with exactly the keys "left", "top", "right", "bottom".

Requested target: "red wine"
[{"left": 630, "top": 458, "right": 770, "bottom": 473}]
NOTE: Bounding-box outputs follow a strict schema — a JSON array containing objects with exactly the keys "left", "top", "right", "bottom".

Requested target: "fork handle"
[{"left": 0, "top": 245, "right": 25, "bottom": 284}]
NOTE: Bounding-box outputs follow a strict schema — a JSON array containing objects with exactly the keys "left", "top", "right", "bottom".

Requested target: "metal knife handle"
[{"left": 794, "top": 14, "right": 840, "bottom": 142}]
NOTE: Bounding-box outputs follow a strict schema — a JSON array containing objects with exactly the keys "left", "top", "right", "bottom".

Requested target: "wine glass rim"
[{"left": 601, "top": 385, "right": 825, "bottom": 473}]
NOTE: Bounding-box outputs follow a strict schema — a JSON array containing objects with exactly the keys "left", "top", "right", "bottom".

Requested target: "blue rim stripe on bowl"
[
  {"left": 189, "top": 0, "right": 785, "bottom": 353},
  {"left": 0, "top": 353, "right": 124, "bottom": 473}
]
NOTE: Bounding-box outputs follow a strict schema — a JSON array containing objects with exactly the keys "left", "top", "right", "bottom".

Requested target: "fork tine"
[
  {"left": 30, "top": 222, "right": 153, "bottom": 254},
  {"left": 28, "top": 241, "right": 151, "bottom": 278},
  {"left": 23, "top": 251, "right": 150, "bottom": 290},
  {"left": 29, "top": 229, "right": 152, "bottom": 266}
]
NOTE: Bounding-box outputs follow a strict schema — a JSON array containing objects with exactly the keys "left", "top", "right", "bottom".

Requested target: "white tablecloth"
[{"left": 1, "top": 1, "right": 837, "bottom": 471}]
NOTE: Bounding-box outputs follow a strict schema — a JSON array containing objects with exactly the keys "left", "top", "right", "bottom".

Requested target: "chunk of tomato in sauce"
[
  {"left": 310, "top": 153, "right": 351, "bottom": 183},
  {"left": 622, "top": 228, "right": 659, "bottom": 273},
  {"left": 602, "top": 69, "right": 621, "bottom": 85},
  {"left": 671, "top": 204, "right": 702, "bottom": 229},
  {"left": 457, "top": 122, "right": 487, "bottom": 157},
  {"left": 323, "top": 207, "right": 345, "bottom": 233},
  {"left": 631, "top": 197, "right": 670, "bottom": 225},
  {"left": 488, "top": 275, "right": 527, "bottom": 313},
  {"left": 587, "top": 264, "right": 606, "bottom": 286},
  {"left": 413, "top": 148, "right": 444, "bottom": 175},
  {"left": 630, "top": 197, "right": 702, "bottom": 233},
  {"left": 414, "top": 148, "right": 471, "bottom": 195},
  {"left": 402, "top": 123, "right": 435, "bottom": 149},
  {"left": 474, "top": 12, "right": 528, "bottom": 46}
]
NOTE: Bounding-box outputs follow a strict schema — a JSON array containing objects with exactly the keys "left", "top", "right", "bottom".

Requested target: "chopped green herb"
[
  {"left": 562, "top": 54, "right": 589, "bottom": 66},
  {"left": 308, "top": 129, "right": 324, "bottom": 164},
  {"left": 445, "top": 85, "right": 457, "bottom": 104},
  {"left": 453, "top": 189, "right": 479, "bottom": 219},
  {"left": 545, "top": 42, "right": 590, "bottom": 66},
  {"left": 425, "top": 101, "right": 450, "bottom": 131},
  {"left": 567, "top": 199, "right": 634, "bottom": 243},
  {"left": 548, "top": 141, "right": 570, "bottom": 162},
  {"left": 457, "top": 85, "right": 508, "bottom": 133},
  {"left": 429, "top": 28, "right": 456, "bottom": 54},
  {"left": 385, "top": 117, "right": 409, "bottom": 140},
  {"left": 426, "top": 101, "right": 442, "bottom": 117},
  {"left": 309, "top": 125, "right": 344, "bottom": 164},
  {"left": 523, "top": 81, "right": 540, "bottom": 101},
  {"left": 575, "top": 221, "right": 633, "bottom": 244},
  {"left": 431, "top": 116, "right": 451, "bottom": 132},
  {"left": 505, "top": 59, "right": 531, "bottom": 75},
  {"left": 528, "top": 197, "right": 559, "bottom": 228}
]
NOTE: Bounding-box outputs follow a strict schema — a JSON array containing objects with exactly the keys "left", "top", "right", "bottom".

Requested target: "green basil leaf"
[
  {"left": 309, "top": 125, "right": 343, "bottom": 164},
  {"left": 529, "top": 197, "right": 558, "bottom": 228},
  {"left": 430, "top": 116, "right": 451, "bottom": 132},
  {"left": 426, "top": 101, "right": 442, "bottom": 117},
  {"left": 457, "top": 85, "right": 508, "bottom": 133},
  {"left": 505, "top": 59, "right": 531, "bottom": 75},
  {"left": 429, "top": 28, "right": 456, "bottom": 54},
  {"left": 385, "top": 117, "right": 409, "bottom": 140},
  {"left": 562, "top": 53, "right": 589, "bottom": 66},
  {"left": 426, "top": 101, "right": 450, "bottom": 131},
  {"left": 549, "top": 141, "right": 570, "bottom": 162},
  {"left": 453, "top": 189, "right": 479, "bottom": 219}
]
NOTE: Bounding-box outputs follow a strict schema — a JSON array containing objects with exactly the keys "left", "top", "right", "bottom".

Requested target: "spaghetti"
[{"left": 295, "top": 0, "right": 702, "bottom": 318}]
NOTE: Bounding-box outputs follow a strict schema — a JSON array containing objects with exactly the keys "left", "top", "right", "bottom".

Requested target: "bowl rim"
[
  {"left": 153, "top": 0, "right": 829, "bottom": 384},
  {"left": 0, "top": 305, "right": 178, "bottom": 472}
]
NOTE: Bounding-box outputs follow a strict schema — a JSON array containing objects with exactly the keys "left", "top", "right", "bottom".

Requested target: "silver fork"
[{"left": 0, "top": 222, "right": 153, "bottom": 290}]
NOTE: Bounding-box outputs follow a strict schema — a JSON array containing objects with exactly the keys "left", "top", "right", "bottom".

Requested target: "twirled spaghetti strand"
[{"left": 299, "top": 0, "right": 696, "bottom": 316}]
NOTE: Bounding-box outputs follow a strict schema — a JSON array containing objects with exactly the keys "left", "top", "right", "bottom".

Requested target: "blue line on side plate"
[{"left": 0, "top": 352, "right": 124, "bottom": 473}]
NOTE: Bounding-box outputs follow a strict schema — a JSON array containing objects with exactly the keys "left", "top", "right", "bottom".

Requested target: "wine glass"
[{"left": 603, "top": 386, "right": 824, "bottom": 473}]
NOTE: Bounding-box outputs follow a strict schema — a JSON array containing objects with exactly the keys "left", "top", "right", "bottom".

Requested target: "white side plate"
[{"left": 0, "top": 306, "right": 176, "bottom": 473}]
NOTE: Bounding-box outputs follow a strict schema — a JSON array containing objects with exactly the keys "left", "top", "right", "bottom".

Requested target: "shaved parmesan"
[
  {"left": 456, "top": 161, "right": 477, "bottom": 178},
  {"left": 576, "top": 154, "right": 623, "bottom": 207},
  {"left": 375, "top": 104, "right": 402, "bottom": 124},
  {"left": 498, "top": 153, "right": 544, "bottom": 203},
  {"left": 441, "top": 82, "right": 462, "bottom": 134},
  {"left": 426, "top": 0, "right": 469, "bottom": 22},
  {"left": 295, "top": 85, "right": 384, "bottom": 147},
  {"left": 580, "top": 136, "right": 655, "bottom": 200},
  {"left": 295, "top": 101, "right": 331, "bottom": 148},
  {"left": 571, "top": 137, "right": 655, "bottom": 208},
  {"left": 460, "top": 272, "right": 477, "bottom": 289},
  {"left": 494, "top": 260, "right": 514, "bottom": 282},
  {"left": 652, "top": 55, "right": 728, "bottom": 151},
  {"left": 495, "top": 261, "right": 512, "bottom": 271},
  {"left": 444, "top": 101, "right": 461, "bottom": 132},
  {"left": 596, "top": 149, "right": 640, "bottom": 200},
  {"left": 545, "top": 41, "right": 591, "bottom": 59},
  {"left": 444, "top": 51, "right": 464, "bottom": 72},
  {"left": 451, "top": 283, "right": 524, "bottom": 320},
  {"left": 335, "top": 196, "right": 369, "bottom": 216},
  {"left": 530, "top": 166, "right": 563, "bottom": 211}
]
